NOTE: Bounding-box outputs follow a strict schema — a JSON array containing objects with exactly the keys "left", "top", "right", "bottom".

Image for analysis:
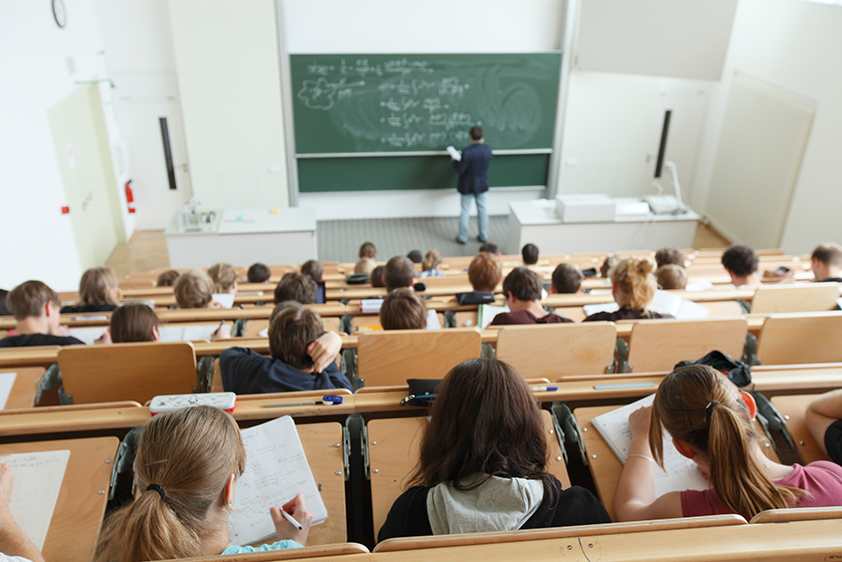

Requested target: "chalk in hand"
[
  {"left": 280, "top": 508, "right": 303, "bottom": 530},
  {"left": 446, "top": 146, "right": 462, "bottom": 161}
]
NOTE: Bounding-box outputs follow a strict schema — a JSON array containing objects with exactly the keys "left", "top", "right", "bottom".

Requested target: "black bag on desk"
[
  {"left": 346, "top": 273, "right": 370, "bottom": 285},
  {"left": 674, "top": 350, "right": 752, "bottom": 388},
  {"left": 400, "top": 379, "right": 441, "bottom": 407},
  {"left": 455, "top": 291, "right": 495, "bottom": 305}
]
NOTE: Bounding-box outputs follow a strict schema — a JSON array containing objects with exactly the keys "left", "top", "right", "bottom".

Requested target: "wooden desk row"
[{"left": 3, "top": 363, "right": 840, "bottom": 439}]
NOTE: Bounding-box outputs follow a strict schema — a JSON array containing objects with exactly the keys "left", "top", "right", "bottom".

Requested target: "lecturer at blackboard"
[{"left": 452, "top": 126, "right": 493, "bottom": 244}]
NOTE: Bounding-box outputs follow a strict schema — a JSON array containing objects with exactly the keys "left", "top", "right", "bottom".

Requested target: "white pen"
[{"left": 280, "top": 508, "right": 302, "bottom": 530}]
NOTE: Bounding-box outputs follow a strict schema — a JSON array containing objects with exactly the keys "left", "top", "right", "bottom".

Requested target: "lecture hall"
[{"left": 2, "top": 0, "right": 842, "bottom": 561}]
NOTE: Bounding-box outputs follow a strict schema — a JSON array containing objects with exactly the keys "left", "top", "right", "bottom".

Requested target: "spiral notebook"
[
  {"left": 228, "top": 416, "right": 327, "bottom": 545},
  {"left": 590, "top": 394, "right": 709, "bottom": 497}
]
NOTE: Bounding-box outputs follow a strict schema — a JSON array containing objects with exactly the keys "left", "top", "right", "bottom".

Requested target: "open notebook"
[
  {"left": 0, "top": 450, "right": 70, "bottom": 550},
  {"left": 591, "top": 394, "right": 709, "bottom": 497},
  {"left": 583, "top": 290, "right": 709, "bottom": 320},
  {"left": 228, "top": 416, "right": 327, "bottom": 545}
]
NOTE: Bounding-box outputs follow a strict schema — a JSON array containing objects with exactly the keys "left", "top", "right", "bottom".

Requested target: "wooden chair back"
[
  {"left": 357, "top": 328, "right": 481, "bottom": 387},
  {"left": 770, "top": 394, "right": 828, "bottom": 464},
  {"left": 626, "top": 318, "right": 748, "bottom": 373},
  {"left": 367, "top": 411, "right": 569, "bottom": 541},
  {"left": 749, "top": 506, "right": 842, "bottom": 524},
  {"left": 296, "top": 422, "right": 348, "bottom": 545},
  {"left": 58, "top": 341, "right": 198, "bottom": 404},
  {"left": 750, "top": 284, "right": 839, "bottom": 314},
  {"left": 495, "top": 322, "right": 616, "bottom": 377},
  {"left": 756, "top": 312, "right": 842, "bottom": 365}
]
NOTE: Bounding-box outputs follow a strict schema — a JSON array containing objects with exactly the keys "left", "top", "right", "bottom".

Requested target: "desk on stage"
[
  {"left": 164, "top": 208, "right": 317, "bottom": 268},
  {"left": 507, "top": 198, "right": 699, "bottom": 254}
]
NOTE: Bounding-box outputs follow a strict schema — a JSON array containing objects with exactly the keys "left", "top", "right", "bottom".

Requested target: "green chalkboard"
[
  {"left": 290, "top": 53, "right": 561, "bottom": 154},
  {"left": 298, "top": 154, "right": 550, "bottom": 193}
]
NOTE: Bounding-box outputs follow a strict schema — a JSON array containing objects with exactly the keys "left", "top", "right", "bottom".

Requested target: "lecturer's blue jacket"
[{"left": 454, "top": 143, "right": 493, "bottom": 195}]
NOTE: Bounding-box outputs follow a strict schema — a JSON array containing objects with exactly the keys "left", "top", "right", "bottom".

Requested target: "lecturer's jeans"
[{"left": 458, "top": 191, "right": 489, "bottom": 242}]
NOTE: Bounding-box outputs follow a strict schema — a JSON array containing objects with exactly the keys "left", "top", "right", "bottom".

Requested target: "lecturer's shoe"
[
  {"left": 456, "top": 236, "right": 467, "bottom": 245},
  {"left": 477, "top": 236, "right": 488, "bottom": 243}
]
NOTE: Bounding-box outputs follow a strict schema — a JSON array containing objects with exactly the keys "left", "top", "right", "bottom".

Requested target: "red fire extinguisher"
[{"left": 125, "top": 180, "right": 136, "bottom": 214}]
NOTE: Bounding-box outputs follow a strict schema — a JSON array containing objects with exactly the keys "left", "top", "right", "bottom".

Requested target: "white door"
[
  {"left": 112, "top": 73, "right": 192, "bottom": 229},
  {"left": 48, "top": 86, "right": 120, "bottom": 268}
]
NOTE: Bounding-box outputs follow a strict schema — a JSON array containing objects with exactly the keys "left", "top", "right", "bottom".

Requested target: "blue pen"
[
  {"left": 531, "top": 386, "right": 558, "bottom": 392},
  {"left": 213, "top": 320, "right": 225, "bottom": 335}
]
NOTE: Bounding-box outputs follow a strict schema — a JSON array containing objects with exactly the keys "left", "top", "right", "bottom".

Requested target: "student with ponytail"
[
  {"left": 614, "top": 365, "right": 842, "bottom": 521},
  {"left": 95, "top": 406, "right": 311, "bottom": 562},
  {"left": 583, "top": 257, "right": 673, "bottom": 322}
]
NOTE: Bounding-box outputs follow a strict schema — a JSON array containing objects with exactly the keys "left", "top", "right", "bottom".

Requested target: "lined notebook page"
[
  {"left": 591, "top": 394, "right": 708, "bottom": 497},
  {"left": 0, "top": 450, "right": 70, "bottom": 550},
  {"left": 228, "top": 416, "right": 327, "bottom": 546}
]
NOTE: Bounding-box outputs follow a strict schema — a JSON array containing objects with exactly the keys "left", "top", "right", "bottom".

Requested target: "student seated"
[
  {"left": 583, "top": 257, "right": 674, "bottom": 322},
  {"left": 0, "top": 281, "right": 84, "bottom": 348},
  {"left": 273, "top": 272, "right": 317, "bottom": 305},
  {"left": 94, "top": 406, "right": 312, "bottom": 561},
  {"left": 61, "top": 267, "right": 120, "bottom": 313},
  {"left": 354, "top": 257, "right": 376, "bottom": 275},
  {"left": 721, "top": 244, "right": 761, "bottom": 288},
  {"left": 207, "top": 263, "right": 238, "bottom": 294},
  {"left": 359, "top": 241, "right": 377, "bottom": 261},
  {"left": 468, "top": 252, "right": 502, "bottom": 292},
  {"left": 378, "top": 358, "right": 610, "bottom": 541},
  {"left": 156, "top": 269, "right": 180, "bottom": 287},
  {"left": 490, "top": 268, "right": 570, "bottom": 326},
  {"left": 550, "top": 264, "right": 583, "bottom": 294},
  {"left": 300, "top": 260, "right": 323, "bottom": 283},
  {"left": 220, "top": 302, "right": 351, "bottom": 394},
  {"left": 380, "top": 288, "right": 426, "bottom": 330},
  {"left": 0, "top": 289, "right": 10, "bottom": 316},
  {"left": 614, "top": 365, "right": 842, "bottom": 521},
  {"left": 247, "top": 263, "right": 271, "bottom": 284},
  {"left": 521, "top": 243, "right": 539, "bottom": 266},
  {"left": 0, "top": 464, "right": 46, "bottom": 562},
  {"left": 810, "top": 243, "right": 842, "bottom": 283},
  {"left": 370, "top": 265, "right": 386, "bottom": 288},
  {"left": 655, "top": 264, "right": 688, "bottom": 290},
  {"left": 655, "top": 247, "right": 685, "bottom": 269},
  {"left": 479, "top": 243, "right": 501, "bottom": 260},
  {"left": 407, "top": 250, "right": 423, "bottom": 264},
  {"left": 174, "top": 270, "right": 220, "bottom": 309},
  {"left": 110, "top": 303, "right": 160, "bottom": 343},
  {"left": 384, "top": 256, "right": 414, "bottom": 292},
  {"left": 600, "top": 255, "right": 619, "bottom": 279},
  {"left": 806, "top": 389, "right": 842, "bottom": 466},
  {"left": 418, "top": 250, "right": 445, "bottom": 278}
]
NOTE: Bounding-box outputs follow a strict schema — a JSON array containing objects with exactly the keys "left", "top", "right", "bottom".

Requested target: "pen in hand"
[{"left": 280, "top": 508, "right": 302, "bottom": 530}]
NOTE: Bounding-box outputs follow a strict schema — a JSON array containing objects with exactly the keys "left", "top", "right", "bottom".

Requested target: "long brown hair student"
[
  {"left": 61, "top": 267, "right": 120, "bottom": 313},
  {"left": 95, "top": 406, "right": 311, "bottom": 562},
  {"left": 378, "top": 358, "right": 609, "bottom": 542},
  {"left": 615, "top": 365, "right": 842, "bottom": 521}
]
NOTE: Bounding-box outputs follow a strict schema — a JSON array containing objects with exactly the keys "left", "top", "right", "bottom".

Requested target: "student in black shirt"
[
  {"left": 0, "top": 281, "right": 84, "bottom": 348},
  {"left": 60, "top": 267, "right": 120, "bottom": 314},
  {"left": 811, "top": 243, "right": 842, "bottom": 283},
  {"left": 583, "top": 257, "right": 673, "bottom": 322}
]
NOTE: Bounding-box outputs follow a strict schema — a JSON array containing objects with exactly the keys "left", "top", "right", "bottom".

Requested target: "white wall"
[
  {"left": 693, "top": 0, "right": 842, "bottom": 253},
  {"left": 283, "top": 0, "right": 564, "bottom": 219},
  {"left": 168, "top": 0, "right": 289, "bottom": 210},
  {"left": 0, "top": 0, "right": 128, "bottom": 291}
]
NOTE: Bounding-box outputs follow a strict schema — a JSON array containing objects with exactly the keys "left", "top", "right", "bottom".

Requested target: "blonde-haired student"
[
  {"left": 614, "top": 365, "right": 842, "bottom": 521},
  {"left": 207, "top": 263, "right": 238, "bottom": 294},
  {"left": 583, "top": 257, "right": 673, "bottom": 322},
  {"left": 61, "top": 267, "right": 120, "bottom": 313},
  {"left": 174, "top": 270, "right": 219, "bottom": 309},
  {"left": 418, "top": 250, "right": 445, "bottom": 278},
  {"left": 95, "top": 406, "right": 312, "bottom": 562}
]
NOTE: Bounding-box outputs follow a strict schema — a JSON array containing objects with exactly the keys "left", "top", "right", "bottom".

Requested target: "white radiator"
[{"left": 705, "top": 73, "right": 815, "bottom": 248}]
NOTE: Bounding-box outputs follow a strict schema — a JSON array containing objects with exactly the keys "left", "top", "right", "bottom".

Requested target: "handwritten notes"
[
  {"left": 591, "top": 395, "right": 708, "bottom": 497},
  {"left": 0, "top": 450, "right": 70, "bottom": 550},
  {"left": 228, "top": 416, "right": 327, "bottom": 546},
  {"left": 0, "top": 372, "right": 17, "bottom": 410}
]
